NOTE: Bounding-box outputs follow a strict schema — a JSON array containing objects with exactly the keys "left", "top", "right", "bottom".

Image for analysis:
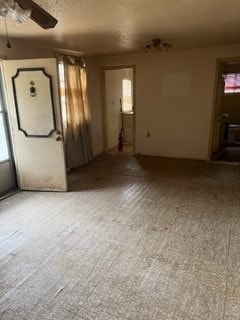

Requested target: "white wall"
[
  {"left": 100, "top": 45, "right": 240, "bottom": 160},
  {"left": 4, "top": 39, "right": 240, "bottom": 161}
]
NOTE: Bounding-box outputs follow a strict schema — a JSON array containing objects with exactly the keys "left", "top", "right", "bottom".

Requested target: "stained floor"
[{"left": 1, "top": 154, "right": 240, "bottom": 320}]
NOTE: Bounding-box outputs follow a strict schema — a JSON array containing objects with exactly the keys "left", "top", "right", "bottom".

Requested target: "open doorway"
[
  {"left": 102, "top": 67, "right": 135, "bottom": 155},
  {"left": 210, "top": 59, "right": 240, "bottom": 162}
]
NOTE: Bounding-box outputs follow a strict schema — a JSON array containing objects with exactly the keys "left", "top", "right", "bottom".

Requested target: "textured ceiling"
[{"left": 1, "top": 0, "right": 240, "bottom": 55}]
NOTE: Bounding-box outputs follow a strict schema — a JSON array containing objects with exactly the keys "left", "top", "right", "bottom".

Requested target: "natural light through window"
[
  {"left": 58, "top": 62, "right": 67, "bottom": 136},
  {"left": 0, "top": 101, "right": 9, "bottom": 162},
  {"left": 224, "top": 73, "right": 240, "bottom": 94},
  {"left": 122, "top": 79, "right": 133, "bottom": 113}
]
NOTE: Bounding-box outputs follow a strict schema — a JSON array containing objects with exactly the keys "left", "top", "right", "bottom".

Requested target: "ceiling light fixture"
[
  {"left": 0, "top": 0, "right": 31, "bottom": 26},
  {"left": 0, "top": 0, "right": 31, "bottom": 48},
  {"left": 142, "top": 38, "right": 172, "bottom": 53}
]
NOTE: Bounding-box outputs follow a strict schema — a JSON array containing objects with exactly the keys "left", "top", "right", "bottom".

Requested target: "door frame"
[
  {"left": 0, "top": 61, "right": 18, "bottom": 197},
  {"left": 100, "top": 65, "right": 136, "bottom": 153},
  {"left": 208, "top": 56, "right": 240, "bottom": 160}
]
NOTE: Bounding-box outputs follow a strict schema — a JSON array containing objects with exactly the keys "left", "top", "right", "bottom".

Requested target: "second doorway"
[{"left": 103, "top": 67, "right": 135, "bottom": 155}]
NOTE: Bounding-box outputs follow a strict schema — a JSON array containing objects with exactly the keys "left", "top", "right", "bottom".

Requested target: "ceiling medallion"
[{"left": 142, "top": 38, "right": 172, "bottom": 53}]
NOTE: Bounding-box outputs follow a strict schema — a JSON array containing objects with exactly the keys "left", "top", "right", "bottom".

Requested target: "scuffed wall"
[{"left": 100, "top": 45, "right": 240, "bottom": 160}]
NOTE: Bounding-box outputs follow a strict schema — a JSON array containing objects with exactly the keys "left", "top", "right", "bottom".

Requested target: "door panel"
[{"left": 3, "top": 58, "right": 67, "bottom": 191}]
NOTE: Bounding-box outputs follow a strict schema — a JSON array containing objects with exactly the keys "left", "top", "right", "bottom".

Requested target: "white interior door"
[{"left": 3, "top": 58, "right": 67, "bottom": 191}]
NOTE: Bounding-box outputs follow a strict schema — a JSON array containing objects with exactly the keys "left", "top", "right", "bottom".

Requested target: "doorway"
[
  {"left": 0, "top": 65, "right": 17, "bottom": 197},
  {"left": 210, "top": 59, "right": 240, "bottom": 162},
  {"left": 102, "top": 66, "right": 135, "bottom": 155}
]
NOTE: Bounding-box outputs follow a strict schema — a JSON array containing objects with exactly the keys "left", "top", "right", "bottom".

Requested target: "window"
[
  {"left": 0, "top": 101, "right": 9, "bottom": 162},
  {"left": 122, "top": 79, "right": 133, "bottom": 113},
  {"left": 58, "top": 62, "right": 67, "bottom": 138},
  {"left": 224, "top": 73, "right": 240, "bottom": 94}
]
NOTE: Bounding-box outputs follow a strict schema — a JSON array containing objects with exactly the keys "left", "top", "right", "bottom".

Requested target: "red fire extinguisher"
[{"left": 118, "top": 132, "right": 123, "bottom": 151}]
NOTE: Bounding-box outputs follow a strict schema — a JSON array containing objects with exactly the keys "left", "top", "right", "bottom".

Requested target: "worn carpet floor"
[{"left": 0, "top": 154, "right": 240, "bottom": 320}]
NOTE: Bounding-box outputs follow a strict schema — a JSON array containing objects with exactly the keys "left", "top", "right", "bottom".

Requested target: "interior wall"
[{"left": 100, "top": 45, "right": 240, "bottom": 160}]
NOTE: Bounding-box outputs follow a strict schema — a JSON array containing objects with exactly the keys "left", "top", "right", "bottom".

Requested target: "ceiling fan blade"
[{"left": 16, "top": 0, "right": 58, "bottom": 29}]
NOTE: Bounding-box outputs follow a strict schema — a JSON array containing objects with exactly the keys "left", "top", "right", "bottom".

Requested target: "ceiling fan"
[
  {"left": 0, "top": 0, "right": 57, "bottom": 48},
  {"left": 16, "top": 0, "right": 58, "bottom": 29}
]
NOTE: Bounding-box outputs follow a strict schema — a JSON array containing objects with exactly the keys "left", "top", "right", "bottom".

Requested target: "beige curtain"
[{"left": 62, "top": 55, "right": 93, "bottom": 169}]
